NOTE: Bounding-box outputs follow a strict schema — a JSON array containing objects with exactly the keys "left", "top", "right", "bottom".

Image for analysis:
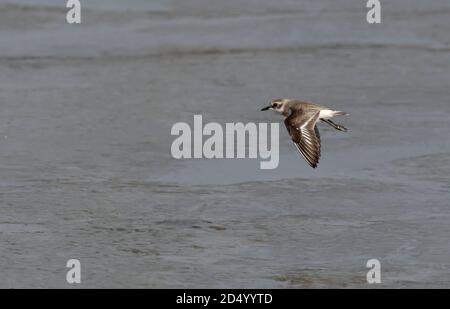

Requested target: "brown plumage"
[
  {"left": 284, "top": 109, "right": 322, "bottom": 168},
  {"left": 261, "top": 98, "right": 348, "bottom": 168}
]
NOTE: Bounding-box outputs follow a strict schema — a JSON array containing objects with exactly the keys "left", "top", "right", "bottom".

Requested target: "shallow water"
[{"left": 0, "top": 0, "right": 450, "bottom": 288}]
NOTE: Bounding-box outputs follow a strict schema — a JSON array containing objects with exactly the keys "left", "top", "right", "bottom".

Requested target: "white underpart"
[{"left": 319, "top": 109, "right": 337, "bottom": 120}]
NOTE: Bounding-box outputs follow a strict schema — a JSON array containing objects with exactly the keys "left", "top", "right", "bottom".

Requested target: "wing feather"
[{"left": 284, "top": 110, "right": 322, "bottom": 168}]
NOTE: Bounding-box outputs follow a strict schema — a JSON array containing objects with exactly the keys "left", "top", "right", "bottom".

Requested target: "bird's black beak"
[{"left": 261, "top": 106, "right": 271, "bottom": 111}]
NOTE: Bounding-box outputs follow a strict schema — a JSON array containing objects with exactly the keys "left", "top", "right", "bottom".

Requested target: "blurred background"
[{"left": 1, "top": 0, "right": 450, "bottom": 288}]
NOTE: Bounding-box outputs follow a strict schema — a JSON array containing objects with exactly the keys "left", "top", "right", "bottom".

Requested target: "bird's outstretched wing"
[{"left": 284, "top": 109, "right": 321, "bottom": 168}]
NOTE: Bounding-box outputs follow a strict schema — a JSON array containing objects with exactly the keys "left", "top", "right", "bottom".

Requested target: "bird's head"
[{"left": 261, "top": 98, "right": 290, "bottom": 115}]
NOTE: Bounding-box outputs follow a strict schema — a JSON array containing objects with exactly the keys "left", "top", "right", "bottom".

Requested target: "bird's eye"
[{"left": 273, "top": 103, "right": 279, "bottom": 108}]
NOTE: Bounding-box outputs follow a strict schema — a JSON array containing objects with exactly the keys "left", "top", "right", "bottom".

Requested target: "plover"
[{"left": 261, "top": 98, "right": 348, "bottom": 168}]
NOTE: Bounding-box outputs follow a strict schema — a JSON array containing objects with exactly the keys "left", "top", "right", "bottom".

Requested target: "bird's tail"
[{"left": 333, "top": 111, "right": 349, "bottom": 116}]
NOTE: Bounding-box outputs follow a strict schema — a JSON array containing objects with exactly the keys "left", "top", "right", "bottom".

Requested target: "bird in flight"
[{"left": 261, "top": 98, "right": 348, "bottom": 168}]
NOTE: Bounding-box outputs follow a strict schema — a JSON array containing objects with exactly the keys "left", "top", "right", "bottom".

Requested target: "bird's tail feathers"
[{"left": 334, "top": 111, "right": 349, "bottom": 116}]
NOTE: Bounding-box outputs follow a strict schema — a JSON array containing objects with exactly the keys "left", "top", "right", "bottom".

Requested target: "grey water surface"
[{"left": 1, "top": 0, "right": 450, "bottom": 288}]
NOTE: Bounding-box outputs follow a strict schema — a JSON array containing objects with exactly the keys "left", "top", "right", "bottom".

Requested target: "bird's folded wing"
[{"left": 284, "top": 110, "right": 321, "bottom": 168}]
